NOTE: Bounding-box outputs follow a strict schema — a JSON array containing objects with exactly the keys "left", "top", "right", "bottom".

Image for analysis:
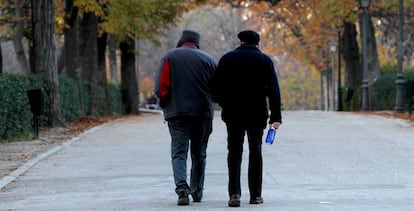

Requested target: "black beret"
[{"left": 237, "top": 30, "right": 260, "bottom": 45}]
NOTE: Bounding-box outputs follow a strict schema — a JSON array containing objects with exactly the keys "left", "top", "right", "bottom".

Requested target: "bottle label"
[{"left": 265, "top": 128, "right": 276, "bottom": 145}]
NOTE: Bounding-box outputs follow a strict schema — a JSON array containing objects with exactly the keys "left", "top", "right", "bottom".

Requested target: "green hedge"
[
  {"left": 59, "top": 77, "right": 124, "bottom": 121},
  {"left": 342, "top": 65, "right": 414, "bottom": 112},
  {"left": 0, "top": 74, "right": 44, "bottom": 139},
  {"left": 342, "top": 86, "right": 361, "bottom": 111},
  {"left": 59, "top": 76, "right": 82, "bottom": 121},
  {"left": 109, "top": 83, "right": 124, "bottom": 115},
  {"left": 373, "top": 74, "right": 396, "bottom": 110},
  {"left": 1, "top": 74, "right": 125, "bottom": 140},
  {"left": 373, "top": 71, "right": 414, "bottom": 111}
]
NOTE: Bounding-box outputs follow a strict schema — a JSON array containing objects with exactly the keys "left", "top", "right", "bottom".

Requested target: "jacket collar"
[
  {"left": 237, "top": 44, "right": 260, "bottom": 51},
  {"left": 181, "top": 42, "right": 199, "bottom": 49}
]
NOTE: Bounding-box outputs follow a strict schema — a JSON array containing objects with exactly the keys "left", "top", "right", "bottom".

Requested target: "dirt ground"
[
  {"left": 0, "top": 115, "right": 123, "bottom": 180},
  {"left": 0, "top": 111, "right": 413, "bottom": 182}
]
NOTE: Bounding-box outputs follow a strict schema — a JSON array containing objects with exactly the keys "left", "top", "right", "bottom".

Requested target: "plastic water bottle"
[{"left": 265, "top": 127, "right": 276, "bottom": 145}]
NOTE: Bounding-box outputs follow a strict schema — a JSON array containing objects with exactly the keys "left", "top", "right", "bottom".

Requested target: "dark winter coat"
[
  {"left": 155, "top": 43, "right": 217, "bottom": 120},
  {"left": 211, "top": 44, "right": 282, "bottom": 128}
]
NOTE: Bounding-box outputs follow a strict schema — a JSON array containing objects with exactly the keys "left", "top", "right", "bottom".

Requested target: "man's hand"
[{"left": 270, "top": 122, "right": 281, "bottom": 129}]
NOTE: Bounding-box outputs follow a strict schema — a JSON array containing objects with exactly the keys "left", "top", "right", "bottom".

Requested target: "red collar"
[{"left": 182, "top": 42, "right": 197, "bottom": 47}]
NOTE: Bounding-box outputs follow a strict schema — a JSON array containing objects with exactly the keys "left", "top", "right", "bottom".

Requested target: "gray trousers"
[{"left": 167, "top": 116, "right": 212, "bottom": 200}]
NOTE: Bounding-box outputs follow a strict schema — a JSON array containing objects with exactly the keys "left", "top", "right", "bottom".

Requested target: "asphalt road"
[{"left": 0, "top": 111, "right": 413, "bottom": 210}]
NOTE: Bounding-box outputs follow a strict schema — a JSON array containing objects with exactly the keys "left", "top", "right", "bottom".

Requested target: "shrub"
[
  {"left": 342, "top": 86, "right": 361, "bottom": 111},
  {"left": 59, "top": 76, "right": 82, "bottom": 122},
  {"left": 0, "top": 74, "right": 45, "bottom": 139},
  {"left": 1, "top": 74, "right": 125, "bottom": 140},
  {"left": 109, "top": 83, "right": 124, "bottom": 115},
  {"left": 373, "top": 74, "right": 396, "bottom": 110},
  {"left": 404, "top": 72, "right": 414, "bottom": 113},
  {"left": 373, "top": 69, "right": 414, "bottom": 111},
  {"left": 58, "top": 75, "right": 125, "bottom": 119}
]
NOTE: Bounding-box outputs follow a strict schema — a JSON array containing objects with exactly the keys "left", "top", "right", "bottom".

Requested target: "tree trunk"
[
  {"left": 31, "top": 0, "right": 64, "bottom": 127},
  {"left": 342, "top": 22, "right": 362, "bottom": 111},
  {"left": 13, "top": 0, "right": 30, "bottom": 73},
  {"left": 135, "top": 37, "right": 141, "bottom": 109},
  {"left": 0, "top": 42, "right": 3, "bottom": 73},
  {"left": 120, "top": 38, "right": 139, "bottom": 114},
  {"left": 108, "top": 34, "right": 118, "bottom": 84},
  {"left": 367, "top": 14, "right": 380, "bottom": 109},
  {"left": 57, "top": 47, "right": 64, "bottom": 74},
  {"left": 342, "top": 22, "right": 362, "bottom": 88},
  {"left": 62, "top": 0, "right": 79, "bottom": 78},
  {"left": 79, "top": 12, "right": 99, "bottom": 116},
  {"left": 97, "top": 32, "right": 112, "bottom": 115},
  {"left": 61, "top": 0, "right": 84, "bottom": 115}
]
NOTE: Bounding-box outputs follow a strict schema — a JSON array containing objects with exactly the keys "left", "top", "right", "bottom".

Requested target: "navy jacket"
[
  {"left": 211, "top": 44, "right": 282, "bottom": 128},
  {"left": 155, "top": 43, "right": 217, "bottom": 120}
]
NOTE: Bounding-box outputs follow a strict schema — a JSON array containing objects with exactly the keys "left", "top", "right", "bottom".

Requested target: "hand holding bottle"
[
  {"left": 265, "top": 122, "right": 281, "bottom": 145},
  {"left": 271, "top": 122, "right": 281, "bottom": 129},
  {"left": 265, "top": 127, "right": 276, "bottom": 145}
]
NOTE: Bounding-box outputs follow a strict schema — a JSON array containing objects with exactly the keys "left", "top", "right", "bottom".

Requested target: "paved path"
[{"left": 0, "top": 111, "right": 414, "bottom": 210}]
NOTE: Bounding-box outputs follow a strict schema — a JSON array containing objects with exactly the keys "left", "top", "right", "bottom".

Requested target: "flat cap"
[{"left": 237, "top": 30, "right": 260, "bottom": 45}]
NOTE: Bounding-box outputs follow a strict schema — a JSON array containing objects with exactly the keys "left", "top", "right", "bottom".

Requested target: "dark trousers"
[
  {"left": 167, "top": 116, "right": 212, "bottom": 200},
  {"left": 226, "top": 123, "right": 263, "bottom": 198}
]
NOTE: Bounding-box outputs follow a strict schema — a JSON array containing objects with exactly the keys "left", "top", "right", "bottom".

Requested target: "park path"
[{"left": 0, "top": 111, "right": 413, "bottom": 210}]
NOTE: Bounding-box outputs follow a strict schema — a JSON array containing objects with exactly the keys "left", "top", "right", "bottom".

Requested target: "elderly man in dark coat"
[
  {"left": 211, "top": 30, "right": 282, "bottom": 207},
  {"left": 155, "top": 29, "right": 217, "bottom": 206}
]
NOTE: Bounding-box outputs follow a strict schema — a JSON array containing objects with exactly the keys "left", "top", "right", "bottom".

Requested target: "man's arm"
[{"left": 155, "top": 58, "right": 171, "bottom": 108}]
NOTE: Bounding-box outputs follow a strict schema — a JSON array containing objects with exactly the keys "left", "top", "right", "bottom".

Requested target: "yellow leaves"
[
  {"left": 54, "top": 16, "right": 65, "bottom": 34},
  {"left": 55, "top": 16, "right": 64, "bottom": 25},
  {"left": 74, "top": 0, "right": 105, "bottom": 17},
  {"left": 253, "top": 0, "right": 355, "bottom": 72},
  {"left": 279, "top": 61, "right": 321, "bottom": 110},
  {"left": 249, "top": 1, "right": 269, "bottom": 11},
  {"left": 53, "top": 0, "right": 65, "bottom": 34},
  {"left": 139, "top": 76, "right": 155, "bottom": 98},
  {"left": 93, "top": 0, "right": 196, "bottom": 41},
  {"left": 0, "top": 1, "right": 6, "bottom": 8}
]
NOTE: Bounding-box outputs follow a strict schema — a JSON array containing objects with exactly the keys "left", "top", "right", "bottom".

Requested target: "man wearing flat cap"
[
  {"left": 155, "top": 29, "right": 217, "bottom": 206},
  {"left": 211, "top": 30, "right": 282, "bottom": 207}
]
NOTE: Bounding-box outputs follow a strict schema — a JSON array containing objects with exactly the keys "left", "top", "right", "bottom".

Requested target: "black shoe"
[
  {"left": 228, "top": 194, "right": 240, "bottom": 207},
  {"left": 192, "top": 193, "right": 202, "bottom": 202},
  {"left": 177, "top": 192, "right": 189, "bottom": 206},
  {"left": 249, "top": 196, "right": 263, "bottom": 204}
]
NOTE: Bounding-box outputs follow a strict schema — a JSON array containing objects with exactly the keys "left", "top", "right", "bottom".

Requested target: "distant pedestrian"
[
  {"left": 154, "top": 29, "right": 217, "bottom": 206},
  {"left": 146, "top": 92, "right": 158, "bottom": 109},
  {"left": 211, "top": 30, "right": 282, "bottom": 207}
]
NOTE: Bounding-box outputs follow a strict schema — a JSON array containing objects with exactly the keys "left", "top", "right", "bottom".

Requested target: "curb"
[
  {"left": 0, "top": 126, "right": 102, "bottom": 190},
  {"left": 139, "top": 108, "right": 163, "bottom": 114}
]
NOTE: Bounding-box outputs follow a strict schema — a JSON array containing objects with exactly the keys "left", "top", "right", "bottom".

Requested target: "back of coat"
[
  {"left": 211, "top": 45, "right": 281, "bottom": 128},
  {"left": 155, "top": 45, "right": 217, "bottom": 120}
]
